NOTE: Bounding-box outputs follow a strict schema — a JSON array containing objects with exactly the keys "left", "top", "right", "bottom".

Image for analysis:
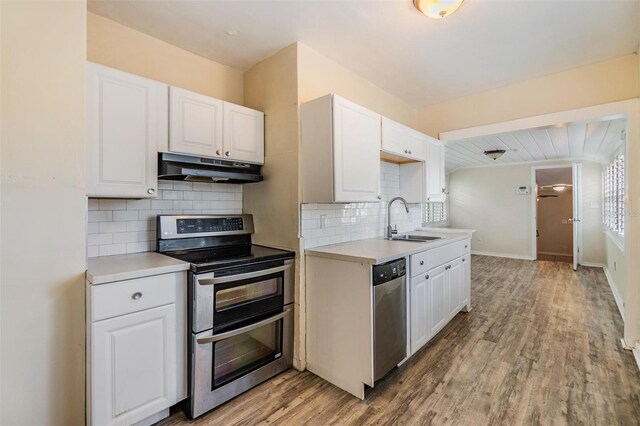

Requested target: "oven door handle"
[
  {"left": 196, "top": 263, "right": 293, "bottom": 286},
  {"left": 196, "top": 306, "right": 293, "bottom": 345}
]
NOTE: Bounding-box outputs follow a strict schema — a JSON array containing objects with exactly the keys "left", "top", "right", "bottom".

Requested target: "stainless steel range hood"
[{"left": 158, "top": 152, "right": 263, "bottom": 184}]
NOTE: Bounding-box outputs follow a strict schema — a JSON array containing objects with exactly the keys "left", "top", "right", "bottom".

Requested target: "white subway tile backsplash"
[
  {"left": 301, "top": 162, "right": 423, "bottom": 249},
  {"left": 88, "top": 182, "right": 243, "bottom": 258}
]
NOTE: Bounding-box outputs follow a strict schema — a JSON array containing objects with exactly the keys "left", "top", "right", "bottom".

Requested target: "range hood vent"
[{"left": 158, "top": 152, "right": 263, "bottom": 184}]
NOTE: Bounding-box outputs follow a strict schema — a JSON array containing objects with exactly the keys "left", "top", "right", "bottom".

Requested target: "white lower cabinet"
[
  {"left": 409, "top": 240, "right": 471, "bottom": 355},
  {"left": 91, "top": 305, "right": 176, "bottom": 425},
  {"left": 87, "top": 272, "right": 187, "bottom": 426}
]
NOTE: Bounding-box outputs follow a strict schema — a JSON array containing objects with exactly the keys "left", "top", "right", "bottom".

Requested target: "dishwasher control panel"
[{"left": 373, "top": 258, "right": 406, "bottom": 285}]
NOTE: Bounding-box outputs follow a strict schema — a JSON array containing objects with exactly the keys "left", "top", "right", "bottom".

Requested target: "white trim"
[
  {"left": 603, "top": 265, "right": 625, "bottom": 319},
  {"left": 440, "top": 99, "right": 637, "bottom": 141},
  {"left": 633, "top": 345, "right": 640, "bottom": 372},
  {"left": 580, "top": 261, "right": 605, "bottom": 268},
  {"left": 471, "top": 250, "right": 535, "bottom": 260}
]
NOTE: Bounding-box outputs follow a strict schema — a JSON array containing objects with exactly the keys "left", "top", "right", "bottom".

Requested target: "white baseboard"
[
  {"left": 471, "top": 250, "right": 534, "bottom": 261},
  {"left": 580, "top": 261, "right": 605, "bottom": 268},
  {"left": 633, "top": 345, "right": 640, "bottom": 372},
  {"left": 603, "top": 266, "right": 625, "bottom": 318}
]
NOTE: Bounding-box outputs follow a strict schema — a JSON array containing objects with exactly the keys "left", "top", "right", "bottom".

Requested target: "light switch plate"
[{"left": 516, "top": 186, "right": 529, "bottom": 195}]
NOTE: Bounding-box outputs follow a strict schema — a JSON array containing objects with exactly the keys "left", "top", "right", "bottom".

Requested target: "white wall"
[
  {"left": 1, "top": 2, "right": 86, "bottom": 424},
  {"left": 448, "top": 160, "right": 605, "bottom": 264},
  {"left": 301, "top": 162, "right": 423, "bottom": 249},
  {"left": 605, "top": 234, "right": 626, "bottom": 315},
  {"left": 88, "top": 182, "right": 242, "bottom": 257}
]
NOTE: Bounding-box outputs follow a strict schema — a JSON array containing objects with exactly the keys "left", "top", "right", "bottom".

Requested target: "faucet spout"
[{"left": 386, "top": 196, "right": 410, "bottom": 240}]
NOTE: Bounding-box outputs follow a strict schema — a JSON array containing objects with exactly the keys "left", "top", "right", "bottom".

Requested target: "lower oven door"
[
  {"left": 193, "top": 260, "right": 294, "bottom": 333},
  {"left": 189, "top": 305, "right": 294, "bottom": 419}
]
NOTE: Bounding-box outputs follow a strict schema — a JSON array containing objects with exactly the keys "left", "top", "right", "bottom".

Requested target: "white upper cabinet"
[
  {"left": 169, "top": 87, "right": 264, "bottom": 164},
  {"left": 223, "top": 102, "right": 264, "bottom": 164},
  {"left": 381, "top": 117, "right": 427, "bottom": 160},
  {"left": 86, "top": 62, "right": 167, "bottom": 198},
  {"left": 169, "top": 86, "right": 224, "bottom": 158},
  {"left": 426, "top": 139, "right": 446, "bottom": 202},
  {"left": 301, "top": 94, "right": 381, "bottom": 203}
]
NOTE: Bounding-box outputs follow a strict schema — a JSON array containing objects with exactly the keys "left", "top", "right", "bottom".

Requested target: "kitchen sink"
[{"left": 391, "top": 235, "right": 443, "bottom": 242}]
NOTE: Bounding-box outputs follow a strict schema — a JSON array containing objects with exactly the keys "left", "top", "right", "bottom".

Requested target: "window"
[
  {"left": 424, "top": 202, "right": 447, "bottom": 225},
  {"left": 603, "top": 144, "right": 625, "bottom": 237}
]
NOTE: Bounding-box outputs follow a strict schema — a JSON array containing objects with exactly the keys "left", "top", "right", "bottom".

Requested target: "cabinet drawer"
[
  {"left": 460, "top": 239, "right": 471, "bottom": 256},
  {"left": 410, "top": 251, "right": 430, "bottom": 277},
  {"left": 91, "top": 273, "right": 181, "bottom": 322},
  {"left": 427, "top": 242, "right": 464, "bottom": 270}
]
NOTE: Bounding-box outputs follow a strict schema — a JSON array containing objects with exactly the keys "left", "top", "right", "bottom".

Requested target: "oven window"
[
  {"left": 213, "top": 318, "right": 283, "bottom": 388},
  {"left": 215, "top": 278, "right": 280, "bottom": 311}
]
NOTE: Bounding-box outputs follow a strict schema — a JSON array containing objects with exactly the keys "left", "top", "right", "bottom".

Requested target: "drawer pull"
[
  {"left": 419, "top": 260, "right": 424, "bottom": 265},
  {"left": 132, "top": 292, "right": 142, "bottom": 300}
]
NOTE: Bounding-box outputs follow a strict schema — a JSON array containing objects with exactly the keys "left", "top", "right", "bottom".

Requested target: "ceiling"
[
  {"left": 444, "top": 118, "right": 626, "bottom": 172},
  {"left": 87, "top": 0, "right": 640, "bottom": 107}
]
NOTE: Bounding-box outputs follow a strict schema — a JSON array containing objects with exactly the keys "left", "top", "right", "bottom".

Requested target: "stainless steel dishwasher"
[{"left": 372, "top": 258, "right": 407, "bottom": 382}]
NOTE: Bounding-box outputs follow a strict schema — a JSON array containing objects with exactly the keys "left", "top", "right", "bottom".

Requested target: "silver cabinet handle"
[
  {"left": 225, "top": 151, "right": 231, "bottom": 157},
  {"left": 445, "top": 265, "right": 451, "bottom": 270},
  {"left": 465, "top": 245, "right": 468, "bottom": 249},
  {"left": 197, "top": 263, "right": 292, "bottom": 286},
  {"left": 216, "top": 149, "right": 222, "bottom": 155},
  {"left": 377, "top": 195, "right": 382, "bottom": 200},
  {"left": 462, "top": 258, "right": 466, "bottom": 262},
  {"left": 197, "top": 306, "right": 292, "bottom": 344},
  {"left": 147, "top": 188, "right": 155, "bottom": 195},
  {"left": 419, "top": 260, "right": 424, "bottom": 265},
  {"left": 425, "top": 274, "right": 429, "bottom": 280},
  {"left": 408, "top": 150, "right": 412, "bottom": 154},
  {"left": 132, "top": 292, "right": 142, "bottom": 300}
]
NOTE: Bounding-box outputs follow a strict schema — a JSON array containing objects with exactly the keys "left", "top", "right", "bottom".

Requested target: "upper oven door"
[{"left": 193, "top": 259, "right": 294, "bottom": 333}]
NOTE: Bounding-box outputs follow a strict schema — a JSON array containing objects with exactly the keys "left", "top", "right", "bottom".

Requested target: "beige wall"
[
  {"left": 418, "top": 54, "right": 639, "bottom": 137},
  {"left": 537, "top": 189, "right": 573, "bottom": 256},
  {"left": 297, "top": 43, "right": 417, "bottom": 127},
  {"left": 448, "top": 160, "right": 604, "bottom": 264},
  {"left": 1, "top": 2, "right": 86, "bottom": 424},
  {"left": 242, "top": 43, "right": 303, "bottom": 367},
  {"left": 87, "top": 12, "right": 244, "bottom": 104}
]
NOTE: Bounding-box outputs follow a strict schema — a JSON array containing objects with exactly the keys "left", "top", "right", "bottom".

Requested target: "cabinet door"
[
  {"left": 461, "top": 255, "right": 471, "bottom": 308},
  {"left": 426, "top": 139, "right": 446, "bottom": 202},
  {"left": 87, "top": 63, "right": 166, "bottom": 198},
  {"left": 446, "top": 257, "right": 464, "bottom": 321},
  {"left": 381, "top": 118, "right": 426, "bottom": 160},
  {"left": 91, "top": 304, "right": 177, "bottom": 426},
  {"left": 429, "top": 265, "right": 447, "bottom": 336},
  {"left": 223, "top": 102, "right": 264, "bottom": 164},
  {"left": 332, "top": 96, "right": 381, "bottom": 202},
  {"left": 169, "top": 86, "right": 223, "bottom": 158},
  {"left": 410, "top": 274, "right": 429, "bottom": 354}
]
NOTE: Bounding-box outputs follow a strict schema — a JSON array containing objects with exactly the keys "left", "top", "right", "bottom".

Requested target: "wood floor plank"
[{"left": 157, "top": 256, "right": 640, "bottom": 426}]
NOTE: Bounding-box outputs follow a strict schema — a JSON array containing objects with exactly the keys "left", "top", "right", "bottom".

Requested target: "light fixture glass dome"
[{"left": 413, "top": 0, "right": 465, "bottom": 19}]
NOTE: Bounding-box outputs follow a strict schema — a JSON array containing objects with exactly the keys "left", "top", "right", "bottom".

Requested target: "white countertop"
[
  {"left": 87, "top": 252, "right": 190, "bottom": 285},
  {"left": 305, "top": 228, "right": 474, "bottom": 265}
]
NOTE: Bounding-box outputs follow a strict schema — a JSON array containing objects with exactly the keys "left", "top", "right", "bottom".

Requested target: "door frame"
[{"left": 530, "top": 163, "right": 577, "bottom": 264}]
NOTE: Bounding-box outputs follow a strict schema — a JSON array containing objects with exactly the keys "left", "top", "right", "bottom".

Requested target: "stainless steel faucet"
[{"left": 386, "top": 197, "right": 410, "bottom": 240}]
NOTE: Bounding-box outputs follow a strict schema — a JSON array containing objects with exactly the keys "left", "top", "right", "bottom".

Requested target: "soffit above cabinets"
[
  {"left": 444, "top": 118, "right": 626, "bottom": 172},
  {"left": 87, "top": 0, "right": 640, "bottom": 107}
]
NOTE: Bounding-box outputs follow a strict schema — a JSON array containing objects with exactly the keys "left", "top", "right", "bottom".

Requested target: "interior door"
[{"left": 572, "top": 163, "right": 582, "bottom": 270}]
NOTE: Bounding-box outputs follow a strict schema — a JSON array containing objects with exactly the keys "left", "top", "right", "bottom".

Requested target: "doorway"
[{"left": 533, "top": 165, "right": 579, "bottom": 267}]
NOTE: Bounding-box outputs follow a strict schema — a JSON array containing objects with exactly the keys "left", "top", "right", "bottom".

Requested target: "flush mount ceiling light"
[
  {"left": 413, "top": 0, "right": 465, "bottom": 19},
  {"left": 483, "top": 149, "right": 506, "bottom": 160}
]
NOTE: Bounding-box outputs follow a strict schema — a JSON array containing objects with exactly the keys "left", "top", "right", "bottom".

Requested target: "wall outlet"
[
  {"left": 516, "top": 186, "right": 529, "bottom": 195},
  {"left": 319, "top": 214, "right": 327, "bottom": 229}
]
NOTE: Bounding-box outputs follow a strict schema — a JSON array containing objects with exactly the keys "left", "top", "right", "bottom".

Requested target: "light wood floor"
[{"left": 159, "top": 256, "right": 640, "bottom": 425}]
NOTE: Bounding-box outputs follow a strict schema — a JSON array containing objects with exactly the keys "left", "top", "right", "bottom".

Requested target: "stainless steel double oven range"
[{"left": 157, "top": 214, "right": 295, "bottom": 418}]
